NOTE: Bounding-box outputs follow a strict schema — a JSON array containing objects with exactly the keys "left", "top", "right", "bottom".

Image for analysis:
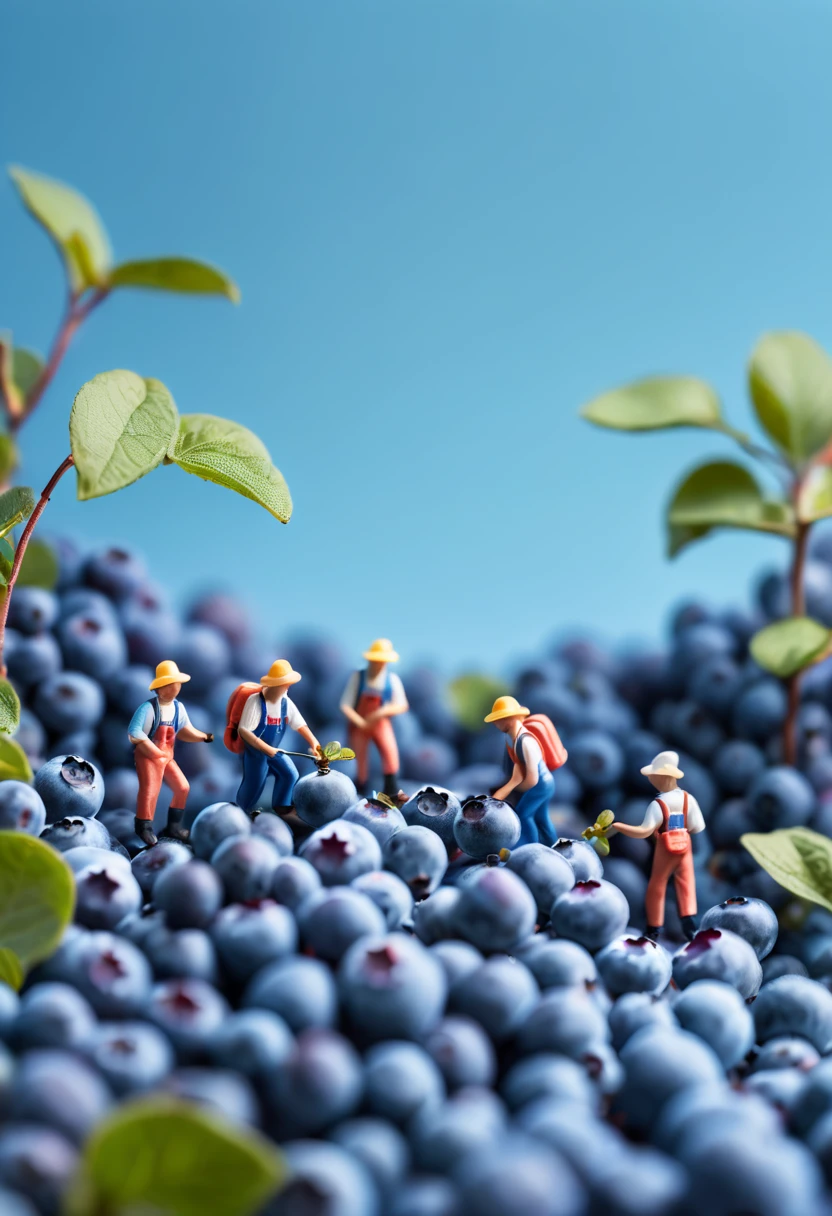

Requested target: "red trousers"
[
  {"left": 135, "top": 724, "right": 189, "bottom": 821},
  {"left": 645, "top": 834, "right": 696, "bottom": 925},
  {"left": 349, "top": 693, "right": 399, "bottom": 782}
]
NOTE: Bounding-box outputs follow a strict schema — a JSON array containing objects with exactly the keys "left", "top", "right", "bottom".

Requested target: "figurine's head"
[
  {"left": 640, "top": 750, "right": 684, "bottom": 792},
  {"left": 260, "top": 659, "right": 302, "bottom": 690},
  {"left": 149, "top": 660, "right": 190, "bottom": 702},
  {"left": 363, "top": 638, "right": 399, "bottom": 674},
  {"left": 484, "top": 695, "right": 530, "bottom": 734}
]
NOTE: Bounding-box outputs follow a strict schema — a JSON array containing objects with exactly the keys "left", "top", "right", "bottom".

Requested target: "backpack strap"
[
  {"left": 656, "top": 797, "right": 669, "bottom": 833},
  {"left": 354, "top": 669, "right": 366, "bottom": 709},
  {"left": 150, "top": 696, "right": 161, "bottom": 738}
]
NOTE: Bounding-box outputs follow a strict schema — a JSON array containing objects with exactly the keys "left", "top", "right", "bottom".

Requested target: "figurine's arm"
[
  {"left": 340, "top": 673, "right": 368, "bottom": 732},
  {"left": 365, "top": 675, "right": 409, "bottom": 724},
  {"left": 298, "top": 724, "right": 321, "bottom": 755},
  {"left": 493, "top": 763, "right": 523, "bottom": 802},
  {"left": 239, "top": 725, "right": 278, "bottom": 756},
  {"left": 178, "top": 723, "right": 213, "bottom": 743},
  {"left": 609, "top": 801, "right": 661, "bottom": 839},
  {"left": 128, "top": 703, "right": 165, "bottom": 761}
]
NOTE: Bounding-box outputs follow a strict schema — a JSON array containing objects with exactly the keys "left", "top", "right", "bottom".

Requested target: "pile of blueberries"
[{"left": 6, "top": 542, "right": 832, "bottom": 1215}]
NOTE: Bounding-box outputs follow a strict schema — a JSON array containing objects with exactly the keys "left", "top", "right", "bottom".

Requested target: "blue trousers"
[
  {"left": 515, "top": 771, "right": 557, "bottom": 847},
  {"left": 237, "top": 745, "right": 299, "bottom": 811}
]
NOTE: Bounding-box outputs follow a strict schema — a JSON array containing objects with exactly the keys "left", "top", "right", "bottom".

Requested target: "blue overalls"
[
  {"left": 236, "top": 693, "right": 298, "bottom": 812},
  {"left": 511, "top": 729, "right": 558, "bottom": 847}
]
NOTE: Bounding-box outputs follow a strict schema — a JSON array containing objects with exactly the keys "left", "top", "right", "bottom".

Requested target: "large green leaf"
[
  {"left": 0, "top": 487, "right": 35, "bottom": 541},
  {"left": 798, "top": 466, "right": 832, "bottom": 523},
  {"left": 16, "top": 540, "right": 58, "bottom": 590},
  {"left": 0, "top": 738, "right": 32, "bottom": 783},
  {"left": 0, "top": 833, "right": 74, "bottom": 967},
  {"left": 750, "top": 617, "right": 832, "bottom": 679},
  {"left": 0, "top": 438, "right": 18, "bottom": 486},
  {"left": 11, "top": 348, "right": 44, "bottom": 402},
  {"left": 70, "top": 370, "right": 180, "bottom": 500},
  {"left": 110, "top": 257, "right": 240, "bottom": 302},
  {"left": 0, "top": 949, "right": 23, "bottom": 993},
  {"left": 169, "top": 414, "right": 292, "bottom": 524},
  {"left": 0, "top": 680, "right": 21, "bottom": 734},
  {"left": 749, "top": 331, "right": 832, "bottom": 464},
  {"left": 742, "top": 828, "right": 832, "bottom": 914},
  {"left": 666, "top": 460, "right": 795, "bottom": 557},
  {"left": 580, "top": 376, "right": 722, "bottom": 432},
  {"left": 448, "top": 673, "right": 507, "bottom": 732},
  {"left": 66, "top": 1097, "right": 285, "bottom": 1216},
  {"left": 9, "top": 166, "right": 111, "bottom": 292}
]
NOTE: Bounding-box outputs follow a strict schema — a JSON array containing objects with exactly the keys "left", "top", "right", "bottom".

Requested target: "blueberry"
[
  {"left": 265, "top": 1027, "right": 363, "bottom": 1137},
  {"left": 243, "top": 955, "right": 338, "bottom": 1031},
  {"left": 34, "top": 673, "right": 105, "bottom": 736},
  {"left": 208, "top": 1008, "right": 293, "bottom": 1075},
  {"left": 454, "top": 1132, "right": 584, "bottom": 1216},
  {"left": 146, "top": 977, "right": 229, "bottom": 1060},
  {"left": 87, "top": 1020, "right": 175, "bottom": 1094},
  {"left": 250, "top": 810, "right": 294, "bottom": 856},
  {"left": 746, "top": 766, "right": 815, "bottom": 831},
  {"left": 190, "top": 801, "right": 251, "bottom": 860},
  {"left": 121, "top": 601, "right": 181, "bottom": 665},
  {"left": 35, "top": 754, "right": 104, "bottom": 822},
  {"left": 9, "top": 1049, "right": 112, "bottom": 1143},
  {"left": 56, "top": 612, "right": 127, "bottom": 679},
  {"left": 673, "top": 622, "right": 735, "bottom": 672},
  {"left": 453, "top": 795, "right": 520, "bottom": 859},
  {"left": 329, "top": 1117, "right": 409, "bottom": 1203},
  {"left": 453, "top": 866, "right": 536, "bottom": 954},
  {"left": 385, "top": 1177, "right": 458, "bottom": 1216},
  {"left": 364, "top": 1040, "right": 445, "bottom": 1123},
  {"left": 550, "top": 837, "right": 604, "bottom": 882},
  {"left": 684, "top": 1130, "right": 823, "bottom": 1216},
  {"left": 7, "top": 586, "right": 58, "bottom": 635},
  {"left": 732, "top": 677, "right": 788, "bottom": 741},
  {"left": 210, "top": 899, "right": 297, "bottom": 981},
  {"left": 667, "top": 699, "right": 724, "bottom": 761},
  {"left": 400, "top": 784, "right": 461, "bottom": 849},
  {"left": 409, "top": 1087, "right": 506, "bottom": 1175},
  {"left": 299, "top": 819, "right": 383, "bottom": 887},
  {"left": 293, "top": 769, "right": 359, "bottom": 829},
  {"left": 567, "top": 730, "right": 624, "bottom": 790},
  {"left": 187, "top": 591, "right": 252, "bottom": 648},
  {"left": 700, "top": 895, "right": 778, "bottom": 959},
  {"left": 152, "top": 859, "right": 223, "bottom": 929},
  {"left": 343, "top": 797, "right": 408, "bottom": 846},
  {"left": 608, "top": 992, "right": 678, "bottom": 1052},
  {"left": 351, "top": 870, "right": 413, "bottom": 929},
  {"left": 382, "top": 825, "right": 448, "bottom": 898},
  {"left": 57, "top": 930, "right": 152, "bottom": 1017},
  {"left": 6, "top": 632, "right": 62, "bottom": 689},
  {"left": 171, "top": 624, "right": 231, "bottom": 697},
  {"left": 752, "top": 1035, "right": 820, "bottom": 1072},
  {"left": 505, "top": 843, "right": 575, "bottom": 919},
  {"left": 11, "top": 983, "right": 96, "bottom": 1052},
  {"left": 142, "top": 925, "right": 219, "bottom": 983},
  {"left": 0, "top": 780, "right": 46, "bottom": 835},
  {"left": 84, "top": 546, "right": 147, "bottom": 599},
  {"left": 595, "top": 934, "right": 672, "bottom": 996},
  {"left": 412, "top": 887, "right": 462, "bottom": 944},
  {"left": 272, "top": 1140, "right": 380, "bottom": 1216},
  {"left": 0, "top": 1187, "right": 39, "bottom": 1216},
  {"left": 271, "top": 856, "right": 322, "bottom": 911},
  {"left": 41, "top": 815, "right": 110, "bottom": 852},
  {"left": 655, "top": 1083, "right": 779, "bottom": 1157},
  {"left": 429, "top": 940, "right": 483, "bottom": 991},
  {"left": 210, "top": 833, "right": 281, "bottom": 902},
  {"left": 449, "top": 955, "right": 538, "bottom": 1041},
  {"left": 673, "top": 928, "right": 763, "bottom": 1000},
  {"left": 131, "top": 839, "right": 191, "bottom": 899},
  {"left": 0, "top": 983, "right": 19, "bottom": 1040},
  {"left": 614, "top": 1027, "right": 723, "bottom": 1133},
  {"left": 15, "top": 708, "right": 46, "bottom": 763},
  {"left": 105, "top": 665, "right": 155, "bottom": 716},
  {"left": 753, "top": 974, "right": 832, "bottom": 1054},
  {"left": 515, "top": 936, "right": 597, "bottom": 990},
  {"left": 762, "top": 954, "right": 809, "bottom": 983},
  {"left": 687, "top": 654, "right": 744, "bottom": 717},
  {"left": 671, "top": 978, "right": 755, "bottom": 1068},
  {"left": 550, "top": 879, "right": 629, "bottom": 954},
  {"left": 0, "top": 1125, "right": 79, "bottom": 1216},
  {"left": 424, "top": 1015, "right": 496, "bottom": 1091},
  {"left": 517, "top": 985, "right": 610, "bottom": 1059},
  {"left": 339, "top": 932, "right": 446, "bottom": 1042},
  {"left": 74, "top": 861, "right": 143, "bottom": 929}
]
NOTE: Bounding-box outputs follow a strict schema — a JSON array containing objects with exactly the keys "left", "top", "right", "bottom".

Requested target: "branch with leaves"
[{"left": 581, "top": 330, "right": 832, "bottom": 765}]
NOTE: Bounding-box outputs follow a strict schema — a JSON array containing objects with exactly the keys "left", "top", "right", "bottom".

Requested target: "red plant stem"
[
  {"left": 0, "top": 454, "right": 74, "bottom": 677},
  {"left": 782, "top": 506, "right": 811, "bottom": 765},
  {"left": 790, "top": 520, "right": 810, "bottom": 617}
]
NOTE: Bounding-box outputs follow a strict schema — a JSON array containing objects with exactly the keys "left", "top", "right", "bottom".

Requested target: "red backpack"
[
  {"left": 224, "top": 682, "right": 261, "bottom": 754},
  {"left": 509, "top": 714, "right": 568, "bottom": 771}
]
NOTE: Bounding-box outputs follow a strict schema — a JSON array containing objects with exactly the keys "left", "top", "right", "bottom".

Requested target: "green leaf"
[
  {"left": 109, "top": 257, "right": 240, "bottom": 302},
  {"left": 597, "top": 809, "right": 615, "bottom": 829},
  {"left": 742, "top": 828, "right": 832, "bottom": 913},
  {"left": 749, "top": 617, "right": 832, "bottom": 679},
  {"left": 0, "top": 949, "right": 23, "bottom": 992},
  {"left": 335, "top": 747, "right": 356, "bottom": 761},
  {"left": 0, "top": 487, "right": 35, "bottom": 540},
  {"left": 0, "top": 833, "right": 74, "bottom": 966},
  {"left": 0, "top": 680, "right": 21, "bottom": 734},
  {"left": 11, "top": 348, "right": 44, "bottom": 401},
  {"left": 16, "top": 539, "right": 58, "bottom": 590},
  {"left": 323, "top": 741, "right": 343, "bottom": 759},
  {"left": 448, "top": 673, "right": 507, "bottom": 733},
  {"left": 797, "top": 466, "right": 832, "bottom": 523},
  {"left": 0, "top": 438, "right": 18, "bottom": 487},
  {"left": 593, "top": 835, "right": 610, "bottom": 857},
  {"left": 169, "top": 414, "right": 292, "bottom": 524},
  {"left": 0, "top": 737, "right": 32, "bottom": 783},
  {"left": 666, "top": 460, "right": 795, "bottom": 557},
  {"left": 749, "top": 331, "right": 832, "bottom": 464},
  {"left": 9, "top": 166, "right": 111, "bottom": 292},
  {"left": 70, "top": 369, "right": 179, "bottom": 500},
  {"left": 66, "top": 1097, "right": 285, "bottom": 1216},
  {"left": 580, "top": 376, "right": 722, "bottom": 432}
]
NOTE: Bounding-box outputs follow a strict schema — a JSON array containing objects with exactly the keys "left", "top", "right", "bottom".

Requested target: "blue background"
[{"left": 3, "top": 0, "right": 831, "bottom": 676}]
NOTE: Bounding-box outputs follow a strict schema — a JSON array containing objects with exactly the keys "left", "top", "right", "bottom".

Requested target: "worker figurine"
[
  {"left": 486, "top": 695, "right": 559, "bottom": 847},
  {"left": 236, "top": 659, "right": 321, "bottom": 816},
  {"left": 340, "top": 639, "right": 408, "bottom": 800},
  {"left": 607, "top": 750, "right": 704, "bottom": 941},
  {"left": 128, "top": 660, "right": 213, "bottom": 847}
]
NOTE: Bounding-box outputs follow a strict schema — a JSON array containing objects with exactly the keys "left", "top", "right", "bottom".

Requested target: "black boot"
[
  {"left": 681, "top": 915, "right": 698, "bottom": 941},
  {"left": 382, "top": 772, "right": 400, "bottom": 801},
  {"left": 134, "top": 816, "right": 157, "bottom": 848},
  {"left": 160, "top": 806, "right": 190, "bottom": 843},
  {"left": 646, "top": 924, "right": 661, "bottom": 942}
]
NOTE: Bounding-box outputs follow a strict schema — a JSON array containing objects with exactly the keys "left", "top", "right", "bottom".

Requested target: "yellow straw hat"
[
  {"left": 363, "top": 638, "right": 400, "bottom": 663},
  {"left": 149, "top": 660, "right": 191, "bottom": 690},
  {"left": 260, "top": 659, "right": 302, "bottom": 687},
  {"left": 484, "top": 695, "right": 530, "bottom": 724}
]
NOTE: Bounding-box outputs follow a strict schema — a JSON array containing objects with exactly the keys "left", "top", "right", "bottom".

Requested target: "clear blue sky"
[{"left": 3, "top": 0, "right": 832, "bottom": 676}]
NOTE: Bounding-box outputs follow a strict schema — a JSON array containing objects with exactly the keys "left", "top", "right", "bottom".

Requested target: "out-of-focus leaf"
[
  {"left": 16, "top": 539, "right": 59, "bottom": 590},
  {"left": 0, "top": 949, "right": 23, "bottom": 992},
  {"left": 448, "top": 673, "right": 506, "bottom": 732},
  {"left": 169, "top": 414, "right": 292, "bottom": 524},
  {"left": 110, "top": 257, "right": 240, "bottom": 302},
  {"left": 580, "top": 376, "right": 722, "bottom": 431},
  {"left": 749, "top": 331, "right": 832, "bottom": 464},
  {"left": 742, "top": 828, "right": 832, "bottom": 913},
  {"left": 11, "top": 348, "right": 44, "bottom": 401},
  {"left": 597, "top": 810, "right": 615, "bottom": 829},
  {"left": 0, "top": 679, "right": 20, "bottom": 734},
  {"left": 0, "top": 487, "right": 35, "bottom": 541},
  {"left": 666, "top": 460, "right": 795, "bottom": 557},
  {"left": 323, "top": 741, "right": 343, "bottom": 759},
  {"left": 9, "top": 166, "right": 111, "bottom": 292},
  {"left": 0, "top": 737, "right": 32, "bottom": 783},
  {"left": 798, "top": 466, "right": 832, "bottom": 523},
  {"left": 0, "top": 833, "right": 74, "bottom": 966},
  {"left": 749, "top": 617, "right": 832, "bottom": 679}
]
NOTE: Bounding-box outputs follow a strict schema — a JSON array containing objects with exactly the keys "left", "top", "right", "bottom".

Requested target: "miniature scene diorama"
[{"left": 4, "top": 157, "right": 832, "bottom": 1216}]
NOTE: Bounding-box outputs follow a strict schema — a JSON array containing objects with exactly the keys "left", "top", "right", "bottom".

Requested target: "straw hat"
[
  {"left": 641, "top": 750, "right": 684, "bottom": 779},
  {"left": 260, "top": 659, "right": 302, "bottom": 687},
  {"left": 149, "top": 660, "right": 191, "bottom": 690},
  {"left": 363, "top": 638, "right": 400, "bottom": 663},
  {"left": 484, "top": 695, "right": 530, "bottom": 724}
]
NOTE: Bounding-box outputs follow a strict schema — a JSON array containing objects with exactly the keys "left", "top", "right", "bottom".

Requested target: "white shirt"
[
  {"left": 638, "top": 788, "right": 705, "bottom": 834},
  {"left": 513, "top": 731, "right": 543, "bottom": 772},
  {"left": 128, "top": 699, "right": 190, "bottom": 743},
  {"left": 340, "top": 670, "right": 407, "bottom": 712},
  {"left": 239, "top": 692, "right": 306, "bottom": 734}
]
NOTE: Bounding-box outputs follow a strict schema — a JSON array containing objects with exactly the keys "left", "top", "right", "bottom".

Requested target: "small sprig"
[
  {"left": 314, "top": 740, "right": 356, "bottom": 774},
  {"left": 582, "top": 809, "right": 614, "bottom": 856}
]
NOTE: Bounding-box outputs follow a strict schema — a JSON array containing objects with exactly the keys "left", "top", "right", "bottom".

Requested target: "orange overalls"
[
  {"left": 349, "top": 670, "right": 399, "bottom": 786},
  {"left": 135, "top": 702, "right": 190, "bottom": 823},
  {"left": 645, "top": 793, "right": 696, "bottom": 926}
]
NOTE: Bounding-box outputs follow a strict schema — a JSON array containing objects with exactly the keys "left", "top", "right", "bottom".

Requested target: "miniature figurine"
[
  {"left": 486, "top": 695, "right": 566, "bottom": 847},
  {"left": 128, "top": 660, "right": 214, "bottom": 847},
  {"left": 604, "top": 749, "right": 704, "bottom": 941},
  {"left": 340, "top": 639, "right": 408, "bottom": 799},
  {"left": 235, "top": 659, "right": 321, "bottom": 816}
]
